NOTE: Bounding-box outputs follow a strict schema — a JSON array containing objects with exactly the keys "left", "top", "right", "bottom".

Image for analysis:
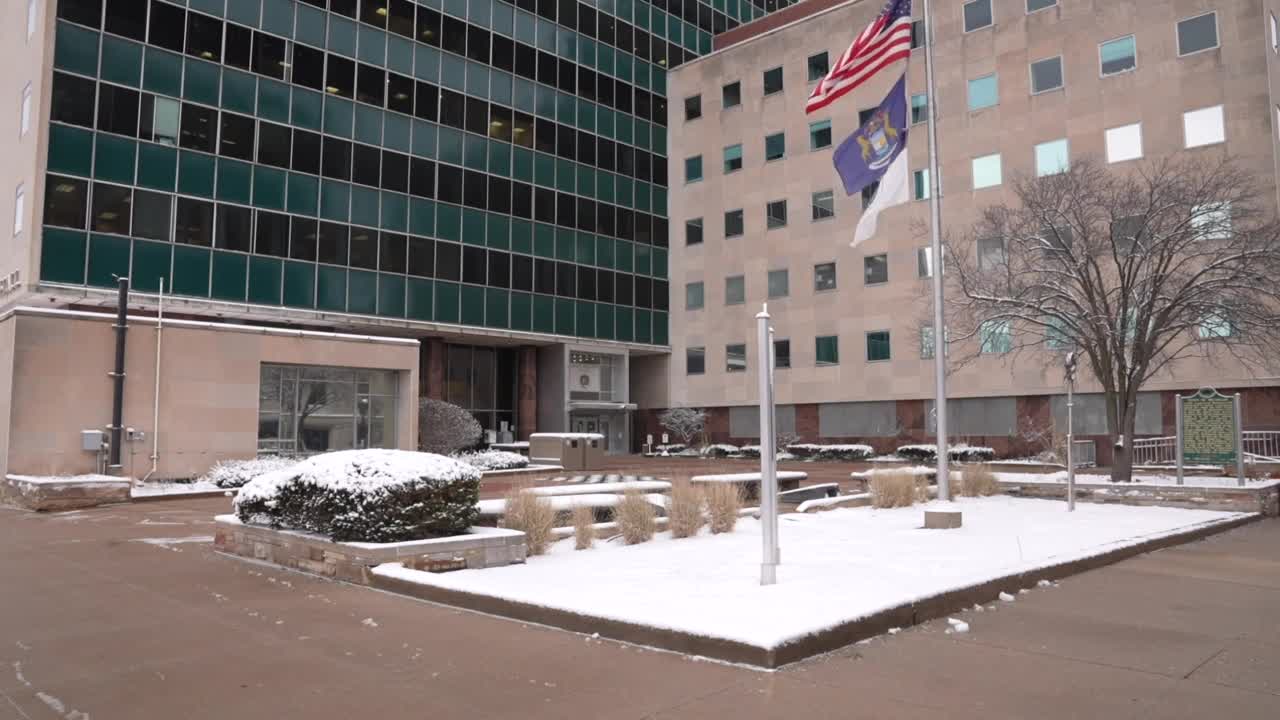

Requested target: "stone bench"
[
  {"left": 689, "top": 471, "right": 807, "bottom": 501},
  {"left": 3, "top": 474, "right": 131, "bottom": 511},
  {"left": 476, "top": 493, "right": 669, "bottom": 525}
]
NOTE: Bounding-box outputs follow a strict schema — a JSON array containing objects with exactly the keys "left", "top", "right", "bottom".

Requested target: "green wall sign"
[{"left": 1181, "top": 388, "right": 1237, "bottom": 464}]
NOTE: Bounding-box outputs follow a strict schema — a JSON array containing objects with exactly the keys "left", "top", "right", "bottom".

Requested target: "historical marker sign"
[{"left": 1181, "top": 389, "right": 1237, "bottom": 464}]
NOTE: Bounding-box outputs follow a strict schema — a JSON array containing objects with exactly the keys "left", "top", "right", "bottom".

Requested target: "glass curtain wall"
[
  {"left": 258, "top": 364, "right": 398, "bottom": 455},
  {"left": 445, "top": 344, "right": 518, "bottom": 433}
]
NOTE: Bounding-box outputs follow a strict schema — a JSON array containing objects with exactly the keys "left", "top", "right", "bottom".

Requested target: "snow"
[
  {"left": 131, "top": 480, "right": 221, "bottom": 498},
  {"left": 795, "top": 493, "right": 871, "bottom": 513},
  {"left": 787, "top": 444, "right": 874, "bottom": 453},
  {"left": 476, "top": 493, "right": 668, "bottom": 516},
  {"left": 689, "top": 471, "right": 808, "bottom": 482},
  {"left": 453, "top": 450, "right": 530, "bottom": 472},
  {"left": 6, "top": 473, "right": 125, "bottom": 485},
  {"left": 215, "top": 514, "right": 520, "bottom": 550},
  {"left": 528, "top": 481, "right": 672, "bottom": 496},
  {"left": 850, "top": 466, "right": 935, "bottom": 480},
  {"left": 530, "top": 432, "right": 605, "bottom": 440},
  {"left": 372, "top": 497, "right": 1247, "bottom": 650},
  {"left": 201, "top": 456, "right": 300, "bottom": 489},
  {"left": 235, "top": 449, "right": 479, "bottom": 510},
  {"left": 946, "top": 618, "right": 970, "bottom": 634},
  {"left": 999, "top": 591, "right": 1016, "bottom": 602},
  {"left": 994, "top": 471, "right": 1280, "bottom": 490}
]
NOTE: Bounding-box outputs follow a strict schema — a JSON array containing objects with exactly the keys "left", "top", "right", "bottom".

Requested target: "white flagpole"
[{"left": 922, "top": 0, "right": 950, "bottom": 500}]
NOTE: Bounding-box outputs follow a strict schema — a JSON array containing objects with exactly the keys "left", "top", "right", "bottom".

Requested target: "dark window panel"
[
  {"left": 290, "top": 217, "right": 318, "bottom": 261},
  {"left": 382, "top": 151, "right": 409, "bottom": 193},
  {"left": 220, "top": 112, "right": 255, "bottom": 161},
  {"left": 534, "top": 258, "right": 556, "bottom": 294},
  {"left": 635, "top": 276, "right": 653, "bottom": 308},
  {"left": 511, "top": 254, "right": 533, "bottom": 291},
  {"left": 653, "top": 280, "right": 669, "bottom": 311},
  {"left": 349, "top": 227, "right": 378, "bottom": 269},
  {"left": 514, "top": 43, "right": 537, "bottom": 81},
  {"left": 487, "top": 176, "right": 510, "bottom": 214},
  {"left": 464, "top": 97, "right": 489, "bottom": 136},
  {"left": 463, "top": 245, "right": 486, "bottom": 284},
  {"left": 615, "top": 273, "right": 633, "bottom": 306},
  {"left": 360, "top": 0, "right": 388, "bottom": 28},
  {"left": 326, "top": 56, "right": 355, "bottom": 98},
  {"left": 618, "top": 22, "right": 634, "bottom": 57},
  {"left": 97, "top": 84, "right": 139, "bottom": 137},
  {"left": 441, "top": 15, "right": 466, "bottom": 56},
  {"left": 556, "top": 191, "right": 575, "bottom": 228},
  {"left": 653, "top": 96, "right": 669, "bottom": 128},
  {"left": 653, "top": 218, "right": 669, "bottom": 248},
  {"left": 388, "top": 0, "right": 415, "bottom": 38},
  {"left": 321, "top": 137, "right": 352, "bottom": 181},
  {"left": 618, "top": 146, "right": 635, "bottom": 177},
  {"left": 511, "top": 182, "right": 533, "bottom": 219},
  {"left": 634, "top": 213, "right": 651, "bottom": 244},
  {"left": 131, "top": 189, "right": 172, "bottom": 240},
  {"left": 654, "top": 156, "right": 668, "bottom": 187},
  {"left": 106, "top": 0, "right": 147, "bottom": 41},
  {"left": 635, "top": 90, "right": 652, "bottom": 124},
  {"left": 597, "top": 202, "right": 616, "bottom": 237},
  {"left": 597, "top": 76, "right": 615, "bottom": 107},
  {"left": 352, "top": 143, "right": 381, "bottom": 187},
  {"left": 598, "top": 138, "right": 616, "bottom": 172},
  {"left": 557, "top": 0, "right": 576, "bottom": 30},
  {"left": 576, "top": 197, "right": 596, "bottom": 232},
  {"left": 387, "top": 73, "right": 414, "bottom": 114},
  {"left": 225, "top": 24, "right": 253, "bottom": 72},
  {"left": 52, "top": 73, "right": 96, "bottom": 128},
  {"left": 255, "top": 211, "right": 290, "bottom": 258},
  {"left": 578, "top": 67, "right": 597, "bottom": 102},
  {"left": 577, "top": 266, "right": 596, "bottom": 301},
  {"left": 650, "top": 35, "right": 667, "bottom": 67},
  {"left": 380, "top": 232, "right": 407, "bottom": 273},
  {"left": 616, "top": 207, "right": 633, "bottom": 241},
  {"left": 174, "top": 197, "right": 214, "bottom": 246},
  {"left": 416, "top": 7, "right": 441, "bottom": 46},
  {"left": 557, "top": 125, "right": 576, "bottom": 161},
  {"left": 536, "top": 0, "right": 556, "bottom": 22},
  {"left": 466, "top": 25, "right": 491, "bottom": 63},
  {"left": 186, "top": 12, "right": 223, "bottom": 62},
  {"left": 488, "top": 105, "right": 513, "bottom": 141},
  {"left": 179, "top": 103, "right": 216, "bottom": 152},
  {"left": 317, "top": 222, "right": 349, "bottom": 263},
  {"left": 330, "top": 0, "right": 356, "bottom": 17},
  {"left": 534, "top": 117, "right": 555, "bottom": 154},
  {"left": 492, "top": 35, "right": 515, "bottom": 73},
  {"left": 576, "top": 130, "right": 595, "bottom": 165},
  {"left": 440, "top": 89, "right": 465, "bottom": 129},
  {"left": 356, "top": 64, "right": 386, "bottom": 107},
  {"left": 216, "top": 204, "right": 253, "bottom": 252},
  {"left": 596, "top": 269, "right": 614, "bottom": 303},
  {"left": 436, "top": 241, "right": 461, "bottom": 281},
  {"left": 43, "top": 175, "right": 89, "bottom": 230},
  {"left": 59, "top": 0, "right": 103, "bottom": 29},
  {"left": 252, "top": 32, "right": 288, "bottom": 81},
  {"left": 488, "top": 251, "right": 510, "bottom": 289},
  {"left": 437, "top": 165, "right": 462, "bottom": 205},
  {"left": 414, "top": 81, "right": 439, "bottom": 122},
  {"left": 533, "top": 187, "right": 555, "bottom": 225},
  {"left": 537, "top": 51, "right": 557, "bottom": 87},
  {"left": 635, "top": 151, "right": 652, "bottom": 182},
  {"left": 409, "top": 158, "right": 436, "bottom": 198},
  {"left": 558, "top": 59, "right": 576, "bottom": 94},
  {"left": 408, "top": 236, "right": 434, "bottom": 277},
  {"left": 293, "top": 45, "right": 325, "bottom": 91},
  {"left": 258, "top": 122, "right": 292, "bottom": 169},
  {"left": 292, "top": 129, "right": 322, "bottom": 174},
  {"left": 512, "top": 112, "right": 534, "bottom": 148},
  {"left": 615, "top": 83, "right": 632, "bottom": 114},
  {"left": 463, "top": 170, "right": 487, "bottom": 210},
  {"left": 579, "top": 5, "right": 597, "bottom": 39},
  {"left": 556, "top": 262, "right": 575, "bottom": 297},
  {"left": 633, "top": 29, "right": 651, "bottom": 62}
]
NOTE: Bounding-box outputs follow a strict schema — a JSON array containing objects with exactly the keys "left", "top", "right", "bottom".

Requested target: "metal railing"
[
  {"left": 1072, "top": 440, "right": 1097, "bottom": 468},
  {"left": 1131, "top": 430, "right": 1280, "bottom": 466}
]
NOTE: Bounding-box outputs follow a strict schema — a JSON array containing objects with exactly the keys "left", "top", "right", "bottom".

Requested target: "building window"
[
  {"left": 1100, "top": 36, "right": 1137, "bottom": 75},
  {"left": 726, "top": 275, "right": 745, "bottom": 305},
  {"left": 27, "top": 0, "right": 38, "bottom": 40},
  {"left": 766, "top": 199, "right": 788, "bottom": 229},
  {"left": 13, "top": 185, "right": 24, "bottom": 236},
  {"left": 807, "top": 52, "right": 830, "bottom": 82},
  {"left": 257, "top": 364, "right": 399, "bottom": 455},
  {"left": 972, "top": 153, "right": 1003, "bottom": 189},
  {"left": 816, "top": 335, "right": 840, "bottom": 365},
  {"left": 20, "top": 84, "right": 32, "bottom": 137},
  {"left": 765, "top": 131, "right": 786, "bottom": 161},
  {"left": 768, "top": 269, "right": 789, "bottom": 298},
  {"left": 686, "top": 347, "right": 706, "bottom": 375},
  {"left": 1177, "top": 12, "right": 1218, "bottom": 56},
  {"left": 911, "top": 19, "right": 925, "bottom": 49},
  {"left": 917, "top": 246, "right": 942, "bottom": 278},
  {"left": 809, "top": 119, "right": 832, "bottom": 150},
  {"left": 723, "top": 143, "right": 743, "bottom": 173},
  {"left": 686, "top": 218, "right": 703, "bottom": 246},
  {"left": 686, "top": 281, "right": 705, "bottom": 310},
  {"left": 1198, "top": 312, "right": 1234, "bottom": 339},
  {"left": 1184, "top": 105, "right": 1225, "bottom": 148},
  {"left": 980, "top": 321, "right": 1012, "bottom": 354},
  {"left": 685, "top": 155, "right": 703, "bottom": 183},
  {"left": 726, "top": 344, "right": 747, "bottom": 372},
  {"left": 812, "top": 190, "right": 835, "bottom": 220},
  {"left": 977, "top": 237, "right": 1006, "bottom": 270},
  {"left": 1030, "top": 56, "right": 1063, "bottom": 94},
  {"left": 964, "top": 0, "right": 993, "bottom": 32},
  {"left": 684, "top": 94, "right": 702, "bottom": 121},
  {"left": 814, "top": 262, "right": 837, "bottom": 291},
  {"left": 774, "top": 339, "right": 792, "bottom": 369},
  {"left": 911, "top": 93, "right": 928, "bottom": 124},
  {"left": 763, "top": 66, "right": 784, "bottom": 95},
  {"left": 723, "top": 81, "right": 741, "bottom": 108},
  {"left": 968, "top": 74, "right": 998, "bottom": 111},
  {"left": 863, "top": 254, "right": 888, "bottom": 285},
  {"left": 1105, "top": 123, "right": 1143, "bottom": 163},
  {"left": 1027, "top": 0, "right": 1057, "bottom": 12},
  {"left": 1192, "top": 202, "right": 1232, "bottom": 240},
  {"left": 1272, "top": 13, "right": 1278, "bottom": 52},
  {"left": 921, "top": 326, "right": 937, "bottom": 359},
  {"left": 866, "top": 331, "right": 892, "bottom": 362},
  {"left": 913, "top": 169, "right": 930, "bottom": 200},
  {"left": 1035, "top": 138, "right": 1069, "bottom": 176},
  {"left": 725, "top": 209, "right": 744, "bottom": 237}
]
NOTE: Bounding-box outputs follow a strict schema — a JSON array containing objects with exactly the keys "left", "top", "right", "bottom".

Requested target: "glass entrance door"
[{"left": 571, "top": 415, "right": 609, "bottom": 451}]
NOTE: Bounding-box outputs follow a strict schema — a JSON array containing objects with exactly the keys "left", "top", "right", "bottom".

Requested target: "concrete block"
[{"left": 924, "top": 510, "right": 963, "bottom": 529}]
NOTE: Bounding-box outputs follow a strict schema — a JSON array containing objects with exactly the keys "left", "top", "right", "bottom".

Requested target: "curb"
[{"left": 370, "top": 513, "right": 1261, "bottom": 669}]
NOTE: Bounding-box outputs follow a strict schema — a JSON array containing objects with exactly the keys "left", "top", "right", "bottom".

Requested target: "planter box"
[
  {"left": 3, "top": 474, "right": 131, "bottom": 511},
  {"left": 213, "top": 515, "right": 526, "bottom": 584}
]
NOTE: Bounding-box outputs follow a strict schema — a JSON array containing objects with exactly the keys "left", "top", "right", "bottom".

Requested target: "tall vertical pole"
[
  {"left": 108, "top": 277, "right": 130, "bottom": 471},
  {"left": 756, "top": 304, "right": 777, "bottom": 585},
  {"left": 922, "top": 0, "right": 950, "bottom": 500},
  {"left": 1233, "top": 393, "right": 1245, "bottom": 487},
  {"left": 1175, "top": 395, "right": 1185, "bottom": 486},
  {"left": 1066, "top": 378, "right": 1075, "bottom": 511}
]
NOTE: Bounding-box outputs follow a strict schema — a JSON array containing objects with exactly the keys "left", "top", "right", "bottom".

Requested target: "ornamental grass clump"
[
  {"left": 869, "top": 469, "right": 925, "bottom": 508},
  {"left": 667, "top": 481, "right": 705, "bottom": 539},
  {"left": 705, "top": 482, "right": 742, "bottom": 534},
  {"left": 615, "top": 489, "right": 656, "bottom": 545},
  {"left": 571, "top": 505, "right": 595, "bottom": 550},
  {"left": 502, "top": 487, "right": 557, "bottom": 556},
  {"left": 958, "top": 464, "right": 1001, "bottom": 497}
]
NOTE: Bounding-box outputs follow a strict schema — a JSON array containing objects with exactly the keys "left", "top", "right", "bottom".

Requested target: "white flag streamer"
[{"left": 852, "top": 151, "right": 910, "bottom": 247}]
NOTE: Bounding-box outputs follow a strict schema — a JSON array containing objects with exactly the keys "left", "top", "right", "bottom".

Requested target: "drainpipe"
[
  {"left": 108, "top": 277, "right": 129, "bottom": 472},
  {"left": 142, "top": 279, "right": 164, "bottom": 483}
]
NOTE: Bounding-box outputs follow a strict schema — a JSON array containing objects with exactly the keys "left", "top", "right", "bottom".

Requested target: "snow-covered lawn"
[
  {"left": 996, "top": 471, "right": 1280, "bottom": 490},
  {"left": 374, "top": 496, "right": 1247, "bottom": 650}
]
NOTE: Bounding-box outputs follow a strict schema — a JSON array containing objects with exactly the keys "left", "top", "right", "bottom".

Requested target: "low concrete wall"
[
  {"left": 2, "top": 474, "right": 131, "bottom": 511},
  {"left": 1000, "top": 481, "right": 1280, "bottom": 517},
  {"left": 213, "top": 516, "right": 526, "bottom": 584}
]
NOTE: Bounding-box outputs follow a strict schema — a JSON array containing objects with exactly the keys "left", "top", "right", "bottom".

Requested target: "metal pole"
[
  {"left": 922, "top": 0, "right": 949, "bottom": 500},
  {"left": 1234, "top": 393, "right": 1245, "bottom": 487},
  {"left": 1066, "top": 378, "right": 1075, "bottom": 511},
  {"left": 108, "top": 277, "right": 130, "bottom": 470},
  {"left": 1175, "top": 394, "right": 1185, "bottom": 486},
  {"left": 756, "top": 304, "right": 777, "bottom": 585}
]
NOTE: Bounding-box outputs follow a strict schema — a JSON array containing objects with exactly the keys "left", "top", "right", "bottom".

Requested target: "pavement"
[{"left": 1, "top": 496, "right": 1278, "bottom": 719}]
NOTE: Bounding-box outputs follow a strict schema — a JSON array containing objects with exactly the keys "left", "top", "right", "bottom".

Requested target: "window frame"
[
  {"left": 725, "top": 209, "right": 744, "bottom": 238},
  {"left": 683, "top": 94, "right": 702, "bottom": 122},
  {"left": 1099, "top": 35, "right": 1138, "bottom": 77},
  {"left": 767, "top": 268, "right": 789, "bottom": 299},
  {"left": 1183, "top": 105, "right": 1226, "bottom": 149},
  {"left": 725, "top": 343, "right": 747, "bottom": 373},
  {"left": 685, "top": 281, "right": 705, "bottom": 311},
  {"left": 865, "top": 330, "right": 892, "bottom": 363},
  {"left": 20, "top": 83, "right": 32, "bottom": 137},
  {"left": 963, "top": 0, "right": 994, "bottom": 33},
  {"left": 980, "top": 320, "right": 1013, "bottom": 354},
  {"left": 813, "top": 262, "right": 837, "bottom": 292},
  {"left": 725, "top": 274, "right": 745, "bottom": 305},
  {"left": 766, "top": 199, "right": 788, "bottom": 230},
  {"left": 723, "top": 143, "right": 743, "bottom": 173},
  {"left": 763, "top": 66, "right": 784, "bottom": 96},
  {"left": 1034, "top": 138, "right": 1070, "bottom": 177},
  {"left": 13, "top": 184, "right": 25, "bottom": 236},
  {"left": 1029, "top": 55, "right": 1064, "bottom": 95},
  {"left": 815, "top": 335, "right": 840, "bottom": 366},
  {"left": 806, "top": 52, "right": 830, "bottom": 83},
  {"left": 1176, "top": 11, "right": 1220, "bottom": 58},
  {"left": 773, "top": 339, "right": 792, "bottom": 369},
  {"left": 764, "top": 131, "right": 786, "bottom": 162},
  {"left": 910, "top": 93, "right": 928, "bottom": 125},
  {"left": 686, "top": 347, "right": 706, "bottom": 375},
  {"left": 722, "top": 81, "right": 742, "bottom": 109},
  {"left": 1026, "top": 0, "right": 1057, "bottom": 13},
  {"left": 972, "top": 153, "right": 1003, "bottom": 189},
  {"left": 913, "top": 169, "right": 930, "bottom": 201},
  {"left": 685, "top": 217, "right": 703, "bottom": 246},
  {"left": 967, "top": 73, "right": 999, "bottom": 112},
  {"left": 1105, "top": 122, "right": 1144, "bottom": 164},
  {"left": 684, "top": 154, "right": 703, "bottom": 183},
  {"left": 811, "top": 190, "right": 835, "bottom": 221},
  {"left": 808, "top": 119, "right": 833, "bottom": 151},
  {"left": 863, "top": 254, "right": 889, "bottom": 286}
]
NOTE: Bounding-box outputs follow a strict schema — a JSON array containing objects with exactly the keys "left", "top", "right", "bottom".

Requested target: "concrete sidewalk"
[{"left": 1, "top": 498, "right": 1277, "bottom": 719}]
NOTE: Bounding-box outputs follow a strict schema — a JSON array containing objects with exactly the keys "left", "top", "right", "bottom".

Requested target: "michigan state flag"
[{"left": 833, "top": 74, "right": 911, "bottom": 246}]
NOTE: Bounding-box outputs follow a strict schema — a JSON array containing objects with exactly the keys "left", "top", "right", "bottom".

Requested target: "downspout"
[
  {"left": 142, "top": 279, "right": 164, "bottom": 483},
  {"left": 108, "top": 277, "right": 129, "bottom": 473}
]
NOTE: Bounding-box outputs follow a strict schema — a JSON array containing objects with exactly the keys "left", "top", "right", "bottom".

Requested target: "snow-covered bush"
[
  {"left": 234, "top": 450, "right": 480, "bottom": 543},
  {"left": 896, "top": 444, "right": 996, "bottom": 463},
  {"left": 786, "top": 444, "right": 875, "bottom": 462},
  {"left": 419, "top": 399, "right": 483, "bottom": 454},
  {"left": 659, "top": 407, "right": 707, "bottom": 445},
  {"left": 201, "top": 456, "right": 299, "bottom": 489},
  {"left": 654, "top": 443, "right": 687, "bottom": 455},
  {"left": 454, "top": 450, "right": 529, "bottom": 472},
  {"left": 700, "top": 443, "right": 740, "bottom": 458}
]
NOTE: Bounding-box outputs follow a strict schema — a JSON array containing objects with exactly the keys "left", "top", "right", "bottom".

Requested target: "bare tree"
[
  {"left": 659, "top": 407, "right": 708, "bottom": 446},
  {"left": 944, "top": 157, "right": 1280, "bottom": 481}
]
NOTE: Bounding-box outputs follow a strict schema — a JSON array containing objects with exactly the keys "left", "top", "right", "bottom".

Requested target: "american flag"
[{"left": 805, "top": 0, "right": 914, "bottom": 115}]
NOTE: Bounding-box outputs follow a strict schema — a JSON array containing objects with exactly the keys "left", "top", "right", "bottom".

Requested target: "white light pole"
[
  {"left": 1064, "top": 351, "right": 1077, "bottom": 511},
  {"left": 922, "top": 0, "right": 950, "bottom": 501},
  {"left": 756, "top": 304, "right": 778, "bottom": 586}
]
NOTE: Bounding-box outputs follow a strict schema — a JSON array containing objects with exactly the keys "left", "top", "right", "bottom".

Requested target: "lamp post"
[{"left": 1065, "top": 351, "right": 1077, "bottom": 512}]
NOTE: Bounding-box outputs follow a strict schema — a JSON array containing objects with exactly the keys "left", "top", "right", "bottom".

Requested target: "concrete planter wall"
[{"left": 3, "top": 474, "right": 131, "bottom": 511}]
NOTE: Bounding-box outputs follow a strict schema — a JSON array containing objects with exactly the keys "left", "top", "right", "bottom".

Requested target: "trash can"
[{"left": 582, "top": 434, "right": 605, "bottom": 470}]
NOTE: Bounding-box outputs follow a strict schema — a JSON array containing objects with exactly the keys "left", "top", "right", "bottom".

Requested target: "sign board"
[
  {"left": 661, "top": 433, "right": 669, "bottom": 445},
  {"left": 575, "top": 366, "right": 602, "bottom": 393},
  {"left": 1176, "top": 388, "right": 1244, "bottom": 486},
  {"left": 646, "top": 434, "right": 653, "bottom": 446}
]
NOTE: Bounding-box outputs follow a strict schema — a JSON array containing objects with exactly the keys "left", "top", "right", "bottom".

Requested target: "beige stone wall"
[
  {"left": 0, "top": 316, "right": 15, "bottom": 479},
  {"left": 4, "top": 309, "right": 420, "bottom": 479},
  {"left": 667, "top": 0, "right": 1280, "bottom": 409}
]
